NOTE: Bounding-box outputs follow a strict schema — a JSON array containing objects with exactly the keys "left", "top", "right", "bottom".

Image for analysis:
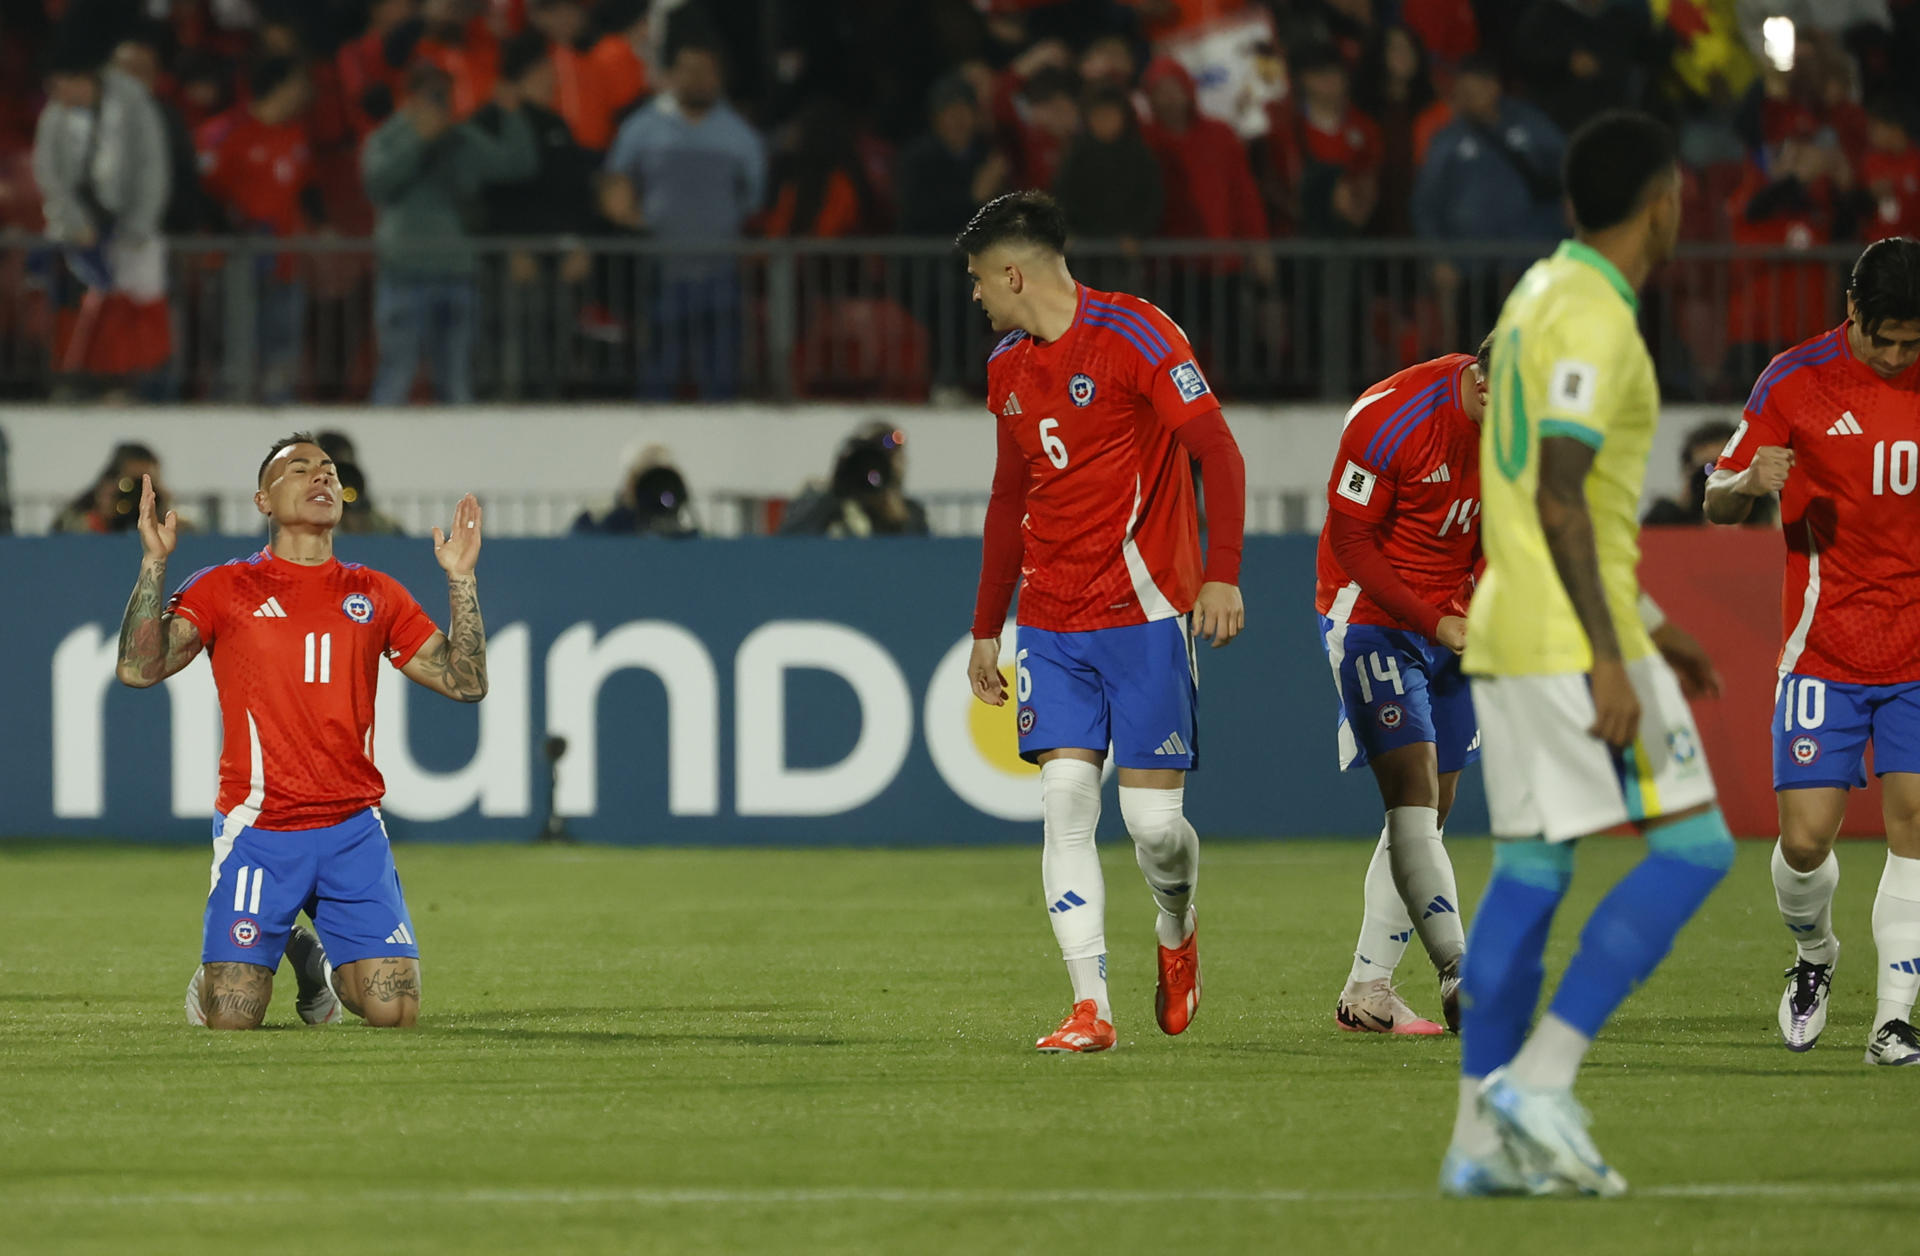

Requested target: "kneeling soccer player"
[
  {"left": 1317, "top": 342, "right": 1490, "bottom": 1035},
  {"left": 1441, "top": 113, "right": 1733, "bottom": 1197},
  {"left": 114, "top": 433, "right": 489, "bottom": 1029}
]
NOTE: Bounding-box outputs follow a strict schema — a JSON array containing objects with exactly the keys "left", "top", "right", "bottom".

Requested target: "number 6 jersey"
[
  {"left": 978, "top": 285, "right": 1226, "bottom": 633},
  {"left": 168, "top": 548, "right": 440, "bottom": 829},
  {"left": 1717, "top": 322, "right": 1920, "bottom": 684}
]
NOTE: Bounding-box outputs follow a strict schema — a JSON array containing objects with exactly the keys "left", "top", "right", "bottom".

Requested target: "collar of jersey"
[
  {"left": 258, "top": 545, "right": 338, "bottom": 573},
  {"left": 1554, "top": 240, "right": 1637, "bottom": 313},
  {"left": 1032, "top": 284, "right": 1090, "bottom": 354}
]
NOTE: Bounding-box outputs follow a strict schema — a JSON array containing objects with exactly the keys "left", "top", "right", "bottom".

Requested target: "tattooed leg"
[
  {"left": 202, "top": 962, "right": 274, "bottom": 1030},
  {"left": 332, "top": 957, "right": 421, "bottom": 1028}
]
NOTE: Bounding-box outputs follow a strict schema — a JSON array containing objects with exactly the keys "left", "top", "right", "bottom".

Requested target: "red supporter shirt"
[
  {"left": 169, "top": 549, "right": 440, "bottom": 829},
  {"left": 1860, "top": 146, "right": 1920, "bottom": 241},
  {"left": 196, "top": 108, "right": 313, "bottom": 237},
  {"left": 1315, "top": 354, "right": 1482, "bottom": 628},
  {"left": 1717, "top": 323, "right": 1920, "bottom": 684},
  {"left": 983, "top": 286, "right": 1223, "bottom": 632}
]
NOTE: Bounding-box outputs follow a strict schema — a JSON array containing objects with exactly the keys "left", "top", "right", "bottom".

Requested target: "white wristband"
[{"left": 1637, "top": 592, "right": 1666, "bottom": 634}]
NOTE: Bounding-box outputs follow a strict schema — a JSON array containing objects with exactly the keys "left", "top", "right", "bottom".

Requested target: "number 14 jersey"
[
  {"left": 1718, "top": 323, "right": 1920, "bottom": 684},
  {"left": 169, "top": 548, "right": 439, "bottom": 829},
  {"left": 987, "top": 285, "right": 1223, "bottom": 632}
]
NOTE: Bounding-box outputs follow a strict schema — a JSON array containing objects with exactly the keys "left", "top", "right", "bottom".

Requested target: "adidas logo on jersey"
[
  {"left": 1421, "top": 464, "right": 1452, "bottom": 483},
  {"left": 1828, "top": 411, "right": 1864, "bottom": 436},
  {"left": 1002, "top": 393, "right": 1023, "bottom": 416},
  {"left": 1153, "top": 732, "right": 1190, "bottom": 757},
  {"left": 252, "top": 597, "right": 289, "bottom": 618}
]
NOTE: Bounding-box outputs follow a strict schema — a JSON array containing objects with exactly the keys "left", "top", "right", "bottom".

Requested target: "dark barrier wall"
[{"left": 1, "top": 531, "right": 1813, "bottom": 844}]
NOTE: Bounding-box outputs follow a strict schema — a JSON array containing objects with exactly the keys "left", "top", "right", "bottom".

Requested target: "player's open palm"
[
  {"left": 433, "top": 494, "right": 483, "bottom": 575},
  {"left": 1588, "top": 659, "right": 1642, "bottom": 749},
  {"left": 1193, "top": 581, "right": 1244, "bottom": 648},
  {"left": 969, "top": 638, "right": 1008, "bottom": 707},
  {"left": 136, "top": 474, "right": 177, "bottom": 561}
]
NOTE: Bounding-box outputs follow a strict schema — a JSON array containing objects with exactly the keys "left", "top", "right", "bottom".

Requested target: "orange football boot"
[
  {"left": 1155, "top": 911, "right": 1201, "bottom": 1035},
  {"left": 1035, "top": 1000, "right": 1116, "bottom": 1053}
]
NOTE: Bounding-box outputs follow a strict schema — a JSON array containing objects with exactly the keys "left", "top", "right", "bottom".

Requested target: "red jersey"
[
  {"left": 1315, "top": 354, "right": 1482, "bottom": 627},
  {"left": 987, "top": 285, "right": 1222, "bottom": 632},
  {"left": 169, "top": 549, "right": 440, "bottom": 829},
  {"left": 1718, "top": 324, "right": 1920, "bottom": 684},
  {"left": 196, "top": 108, "right": 313, "bottom": 237}
]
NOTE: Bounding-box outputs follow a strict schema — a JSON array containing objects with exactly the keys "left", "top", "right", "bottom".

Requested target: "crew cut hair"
[{"left": 1564, "top": 110, "right": 1678, "bottom": 234}]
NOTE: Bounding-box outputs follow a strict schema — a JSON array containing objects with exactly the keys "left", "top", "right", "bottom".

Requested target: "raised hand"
[
  {"left": 136, "top": 474, "right": 178, "bottom": 562},
  {"left": 432, "top": 494, "right": 483, "bottom": 576}
]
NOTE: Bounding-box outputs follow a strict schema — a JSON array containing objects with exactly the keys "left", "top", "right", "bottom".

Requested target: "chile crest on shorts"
[
  {"left": 230, "top": 918, "right": 260, "bottom": 947},
  {"left": 1791, "top": 735, "right": 1821, "bottom": 766},
  {"left": 1377, "top": 703, "right": 1405, "bottom": 730}
]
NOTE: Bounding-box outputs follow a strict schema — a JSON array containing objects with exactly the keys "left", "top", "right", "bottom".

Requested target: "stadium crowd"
[{"left": 2, "top": 0, "right": 1917, "bottom": 404}]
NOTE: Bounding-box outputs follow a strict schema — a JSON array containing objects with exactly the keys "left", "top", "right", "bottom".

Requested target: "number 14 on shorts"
[{"left": 1355, "top": 652, "right": 1405, "bottom": 704}]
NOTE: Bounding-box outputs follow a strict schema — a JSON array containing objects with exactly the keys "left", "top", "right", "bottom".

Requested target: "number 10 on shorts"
[{"left": 1783, "top": 677, "right": 1826, "bottom": 730}]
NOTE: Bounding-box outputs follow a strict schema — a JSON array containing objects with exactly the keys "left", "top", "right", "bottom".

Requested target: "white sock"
[
  {"left": 1772, "top": 840, "right": 1839, "bottom": 965},
  {"left": 1348, "top": 825, "right": 1414, "bottom": 984},
  {"left": 1450, "top": 1077, "right": 1503, "bottom": 1157},
  {"left": 1120, "top": 785, "right": 1198, "bottom": 949},
  {"left": 1506, "top": 1013, "right": 1592, "bottom": 1090},
  {"left": 1386, "top": 805, "right": 1464, "bottom": 976},
  {"left": 1041, "top": 759, "right": 1109, "bottom": 1019},
  {"left": 1873, "top": 851, "right": 1920, "bottom": 1029}
]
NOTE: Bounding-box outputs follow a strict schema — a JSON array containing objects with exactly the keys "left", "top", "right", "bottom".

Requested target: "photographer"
[
  {"left": 56, "top": 443, "right": 186, "bottom": 534},
  {"left": 573, "top": 448, "right": 699, "bottom": 537},
  {"left": 781, "top": 427, "right": 930, "bottom": 538}
]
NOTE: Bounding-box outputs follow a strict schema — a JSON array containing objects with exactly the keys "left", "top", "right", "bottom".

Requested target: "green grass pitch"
[{"left": 3, "top": 837, "right": 1916, "bottom": 1254}]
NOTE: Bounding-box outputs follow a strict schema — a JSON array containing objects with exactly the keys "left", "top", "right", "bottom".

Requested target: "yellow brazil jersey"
[{"left": 1465, "top": 240, "right": 1660, "bottom": 676}]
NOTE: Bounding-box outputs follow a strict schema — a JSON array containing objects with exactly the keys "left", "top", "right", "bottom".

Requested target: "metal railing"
[{"left": 0, "top": 235, "right": 1860, "bottom": 406}]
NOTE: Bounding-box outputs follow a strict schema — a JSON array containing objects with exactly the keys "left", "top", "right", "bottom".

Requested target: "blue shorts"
[
  {"left": 1774, "top": 674, "right": 1920, "bottom": 790},
  {"left": 1016, "top": 617, "right": 1199, "bottom": 770},
  {"left": 1318, "top": 619, "right": 1480, "bottom": 774},
  {"left": 202, "top": 807, "right": 419, "bottom": 968}
]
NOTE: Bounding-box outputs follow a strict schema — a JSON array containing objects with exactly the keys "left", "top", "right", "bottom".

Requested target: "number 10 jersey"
[
  {"left": 168, "top": 548, "right": 439, "bottom": 829},
  {"left": 1718, "top": 322, "right": 1920, "bottom": 685}
]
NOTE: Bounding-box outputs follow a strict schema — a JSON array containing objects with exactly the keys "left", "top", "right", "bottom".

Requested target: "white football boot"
[
  {"left": 184, "top": 965, "right": 207, "bottom": 1026},
  {"left": 1479, "top": 1068, "right": 1629, "bottom": 1198},
  {"left": 1865, "top": 1018, "right": 1920, "bottom": 1066},
  {"left": 1778, "top": 946, "right": 1837, "bottom": 1052}
]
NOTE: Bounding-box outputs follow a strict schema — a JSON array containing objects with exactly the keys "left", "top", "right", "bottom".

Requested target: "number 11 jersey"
[
  {"left": 1718, "top": 323, "right": 1920, "bottom": 684},
  {"left": 169, "top": 548, "right": 439, "bottom": 829},
  {"left": 987, "top": 284, "right": 1223, "bottom": 632}
]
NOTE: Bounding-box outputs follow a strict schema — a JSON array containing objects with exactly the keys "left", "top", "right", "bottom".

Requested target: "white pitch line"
[{"left": 7, "top": 1182, "right": 1919, "bottom": 1209}]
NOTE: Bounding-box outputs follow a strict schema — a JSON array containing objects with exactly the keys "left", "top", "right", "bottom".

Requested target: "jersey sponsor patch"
[
  {"left": 342, "top": 593, "right": 374, "bottom": 624},
  {"left": 1169, "top": 359, "right": 1211, "bottom": 403},
  {"left": 1336, "top": 460, "right": 1378, "bottom": 506},
  {"left": 1069, "top": 374, "right": 1096, "bottom": 407},
  {"left": 1548, "top": 359, "right": 1599, "bottom": 414}
]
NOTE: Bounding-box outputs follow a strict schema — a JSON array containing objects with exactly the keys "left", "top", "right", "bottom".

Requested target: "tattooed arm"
[
  {"left": 116, "top": 475, "right": 204, "bottom": 688},
  {"left": 401, "top": 493, "right": 488, "bottom": 702}
]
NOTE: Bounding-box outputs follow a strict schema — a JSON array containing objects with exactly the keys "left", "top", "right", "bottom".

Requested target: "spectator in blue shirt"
[
  {"left": 603, "top": 32, "right": 767, "bottom": 400},
  {"left": 1412, "top": 56, "right": 1566, "bottom": 344}
]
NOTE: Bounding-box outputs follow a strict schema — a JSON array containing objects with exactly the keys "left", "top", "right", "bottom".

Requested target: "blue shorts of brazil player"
[
  {"left": 1774, "top": 674, "right": 1920, "bottom": 791},
  {"left": 1318, "top": 619, "right": 1480, "bottom": 774},
  {"left": 1016, "top": 617, "right": 1199, "bottom": 770},
  {"left": 202, "top": 807, "right": 420, "bottom": 968}
]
